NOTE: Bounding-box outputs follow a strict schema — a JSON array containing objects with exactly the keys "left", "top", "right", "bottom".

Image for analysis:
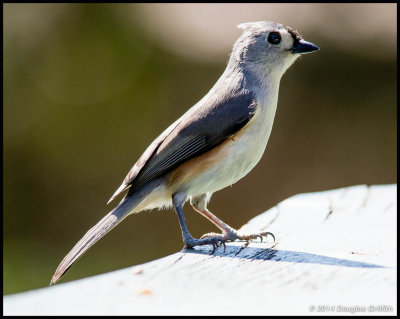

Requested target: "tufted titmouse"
[{"left": 51, "top": 21, "right": 319, "bottom": 284}]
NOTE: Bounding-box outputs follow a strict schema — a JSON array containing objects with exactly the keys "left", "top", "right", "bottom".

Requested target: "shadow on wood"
[
  {"left": 4, "top": 184, "right": 396, "bottom": 315},
  {"left": 185, "top": 246, "right": 386, "bottom": 268}
]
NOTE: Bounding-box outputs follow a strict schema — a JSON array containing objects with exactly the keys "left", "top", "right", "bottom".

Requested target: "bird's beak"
[{"left": 291, "top": 39, "right": 319, "bottom": 54}]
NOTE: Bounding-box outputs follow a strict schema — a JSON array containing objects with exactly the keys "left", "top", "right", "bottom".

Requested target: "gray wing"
[{"left": 108, "top": 91, "right": 257, "bottom": 203}]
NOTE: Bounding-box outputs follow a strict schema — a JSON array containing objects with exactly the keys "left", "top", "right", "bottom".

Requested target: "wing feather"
[{"left": 108, "top": 91, "right": 257, "bottom": 203}]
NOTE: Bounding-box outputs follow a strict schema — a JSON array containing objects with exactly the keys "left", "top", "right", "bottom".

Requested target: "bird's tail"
[{"left": 50, "top": 185, "right": 151, "bottom": 285}]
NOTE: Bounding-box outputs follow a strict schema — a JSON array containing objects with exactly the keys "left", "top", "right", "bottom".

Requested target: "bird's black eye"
[{"left": 267, "top": 32, "right": 281, "bottom": 45}]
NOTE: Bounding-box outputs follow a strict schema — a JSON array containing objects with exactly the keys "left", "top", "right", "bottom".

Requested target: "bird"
[{"left": 51, "top": 21, "right": 319, "bottom": 285}]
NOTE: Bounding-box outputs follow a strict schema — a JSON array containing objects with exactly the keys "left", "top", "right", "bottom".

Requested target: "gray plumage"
[
  {"left": 111, "top": 91, "right": 257, "bottom": 201},
  {"left": 51, "top": 21, "right": 319, "bottom": 285}
]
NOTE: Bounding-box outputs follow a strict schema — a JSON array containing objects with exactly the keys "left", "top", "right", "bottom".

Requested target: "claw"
[
  {"left": 209, "top": 237, "right": 226, "bottom": 254},
  {"left": 210, "top": 245, "right": 216, "bottom": 254},
  {"left": 261, "top": 231, "right": 275, "bottom": 243},
  {"left": 241, "top": 240, "right": 251, "bottom": 249},
  {"left": 220, "top": 240, "right": 226, "bottom": 253}
]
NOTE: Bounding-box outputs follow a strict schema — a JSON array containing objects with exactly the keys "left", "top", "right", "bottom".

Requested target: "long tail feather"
[{"left": 50, "top": 194, "right": 141, "bottom": 285}]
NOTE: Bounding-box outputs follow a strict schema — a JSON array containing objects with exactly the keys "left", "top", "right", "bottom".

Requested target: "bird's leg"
[
  {"left": 173, "top": 194, "right": 225, "bottom": 253},
  {"left": 190, "top": 198, "right": 275, "bottom": 246}
]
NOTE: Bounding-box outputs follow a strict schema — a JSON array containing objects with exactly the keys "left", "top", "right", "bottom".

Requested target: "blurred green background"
[{"left": 4, "top": 3, "right": 396, "bottom": 294}]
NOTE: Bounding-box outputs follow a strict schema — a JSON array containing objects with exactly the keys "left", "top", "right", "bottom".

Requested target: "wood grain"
[{"left": 4, "top": 184, "right": 396, "bottom": 315}]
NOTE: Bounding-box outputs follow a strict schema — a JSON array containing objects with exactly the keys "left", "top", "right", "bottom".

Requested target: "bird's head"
[{"left": 231, "top": 21, "right": 319, "bottom": 79}]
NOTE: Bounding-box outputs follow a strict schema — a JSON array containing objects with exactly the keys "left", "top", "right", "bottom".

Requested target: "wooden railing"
[{"left": 4, "top": 184, "right": 396, "bottom": 315}]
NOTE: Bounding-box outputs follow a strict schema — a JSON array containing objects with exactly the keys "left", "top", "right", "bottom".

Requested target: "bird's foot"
[
  {"left": 201, "top": 229, "right": 275, "bottom": 249},
  {"left": 183, "top": 236, "right": 226, "bottom": 254}
]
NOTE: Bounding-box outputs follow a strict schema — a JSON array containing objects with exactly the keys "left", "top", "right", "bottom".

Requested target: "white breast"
[
  {"left": 135, "top": 84, "right": 280, "bottom": 211},
  {"left": 185, "top": 91, "right": 279, "bottom": 197}
]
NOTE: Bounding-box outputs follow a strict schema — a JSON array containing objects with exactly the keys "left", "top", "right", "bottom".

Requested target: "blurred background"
[{"left": 3, "top": 3, "right": 396, "bottom": 294}]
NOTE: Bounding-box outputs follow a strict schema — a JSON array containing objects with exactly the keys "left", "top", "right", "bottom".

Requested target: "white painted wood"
[{"left": 3, "top": 184, "right": 397, "bottom": 315}]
